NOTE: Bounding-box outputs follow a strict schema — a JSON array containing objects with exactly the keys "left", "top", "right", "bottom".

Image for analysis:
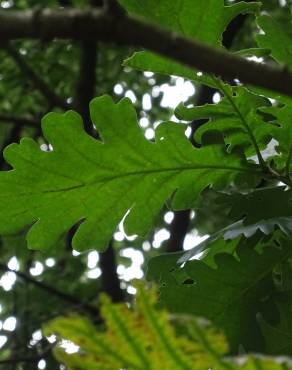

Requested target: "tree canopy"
[{"left": 0, "top": 0, "right": 292, "bottom": 369}]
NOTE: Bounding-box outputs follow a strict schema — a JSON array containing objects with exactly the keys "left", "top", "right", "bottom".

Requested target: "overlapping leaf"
[
  {"left": 148, "top": 242, "right": 291, "bottom": 352},
  {"left": 175, "top": 86, "right": 272, "bottom": 155},
  {"left": 45, "top": 283, "right": 292, "bottom": 370},
  {"left": 178, "top": 186, "right": 292, "bottom": 264},
  {"left": 0, "top": 96, "right": 254, "bottom": 252},
  {"left": 45, "top": 284, "right": 229, "bottom": 370},
  {"left": 258, "top": 262, "right": 292, "bottom": 356},
  {"left": 259, "top": 300, "right": 292, "bottom": 356},
  {"left": 177, "top": 235, "right": 241, "bottom": 266},
  {"left": 120, "top": 0, "right": 260, "bottom": 85},
  {"left": 219, "top": 186, "right": 292, "bottom": 239},
  {"left": 257, "top": 15, "right": 292, "bottom": 67}
]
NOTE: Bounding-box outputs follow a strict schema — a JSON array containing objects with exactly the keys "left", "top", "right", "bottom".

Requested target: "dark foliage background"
[{"left": 0, "top": 0, "right": 289, "bottom": 368}]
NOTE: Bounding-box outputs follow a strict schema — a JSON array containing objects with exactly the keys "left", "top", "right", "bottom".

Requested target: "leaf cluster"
[{"left": 2, "top": 0, "right": 292, "bottom": 369}]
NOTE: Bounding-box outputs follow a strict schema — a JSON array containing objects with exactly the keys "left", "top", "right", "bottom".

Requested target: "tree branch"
[
  {"left": 0, "top": 344, "right": 53, "bottom": 366},
  {"left": 99, "top": 241, "right": 124, "bottom": 302},
  {"left": 165, "top": 210, "right": 190, "bottom": 253},
  {"left": 104, "top": 0, "right": 126, "bottom": 16},
  {"left": 73, "top": 40, "right": 98, "bottom": 134},
  {"left": 0, "top": 124, "right": 23, "bottom": 169},
  {"left": 0, "top": 114, "right": 38, "bottom": 127},
  {"left": 5, "top": 45, "right": 70, "bottom": 110},
  {"left": 0, "top": 8, "right": 291, "bottom": 96}
]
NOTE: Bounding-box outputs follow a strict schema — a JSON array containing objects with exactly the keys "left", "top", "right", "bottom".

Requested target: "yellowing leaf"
[{"left": 45, "top": 284, "right": 292, "bottom": 370}]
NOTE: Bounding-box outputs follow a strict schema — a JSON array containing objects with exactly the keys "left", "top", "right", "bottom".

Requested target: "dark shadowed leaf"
[{"left": 148, "top": 241, "right": 291, "bottom": 352}]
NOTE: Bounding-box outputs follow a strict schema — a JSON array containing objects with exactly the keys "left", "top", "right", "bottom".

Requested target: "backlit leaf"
[
  {"left": 0, "top": 96, "right": 255, "bottom": 252},
  {"left": 175, "top": 87, "right": 272, "bottom": 155}
]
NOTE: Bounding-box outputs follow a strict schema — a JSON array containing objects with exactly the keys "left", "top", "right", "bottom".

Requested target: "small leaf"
[{"left": 175, "top": 87, "right": 272, "bottom": 156}]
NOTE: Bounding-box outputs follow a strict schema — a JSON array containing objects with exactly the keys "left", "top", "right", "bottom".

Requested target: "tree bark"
[{"left": 0, "top": 9, "right": 291, "bottom": 96}]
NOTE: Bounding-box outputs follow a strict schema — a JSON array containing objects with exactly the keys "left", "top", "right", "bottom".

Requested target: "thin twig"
[
  {"left": 0, "top": 344, "right": 54, "bottom": 365},
  {"left": 0, "top": 124, "right": 23, "bottom": 169},
  {"left": 0, "top": 263, "right": 100, "bottom": 318},
  {"left": 0, "top": 114, "right": 38, "bottom": 127},
  {"left": 5, "top": 44, "right": 70, "bottom": 110}
]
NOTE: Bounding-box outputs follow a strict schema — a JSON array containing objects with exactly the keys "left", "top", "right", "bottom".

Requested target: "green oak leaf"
[
  {"left": 124, "top": 51, "right": 216, "bottom": 88},
  {"left": 258, "top": 262, "right": 292, "bottom": 356},
  {"left": 259, "top": 300, "right": 292, "bottom": 356},
  {"left": 0, "top": 96, "right": 255, "bottom": 252},
  {"left": 148, "top": 243, "right": 290, "bottom": 352},
  {"left": 175, "top": 87, "right": 272, "bottom": 155},
  {"left": 257, "top": 15, "right": 292, "bottom": 67},
  {"left": 120, "top": 0, "right": 260, "bottom": 85}
]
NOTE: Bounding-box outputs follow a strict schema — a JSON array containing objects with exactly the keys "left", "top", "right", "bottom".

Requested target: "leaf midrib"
[{"left": 12, "top": 163, "right": 259, "bottom": 195}]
